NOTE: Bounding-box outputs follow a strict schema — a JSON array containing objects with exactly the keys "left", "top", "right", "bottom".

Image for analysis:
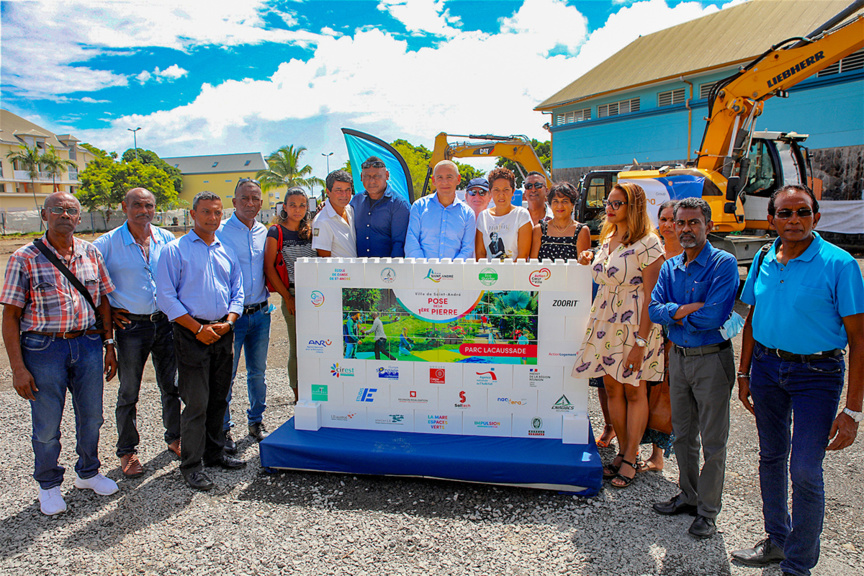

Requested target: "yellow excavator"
[
  {"left": 575, "top": 0, "right": 864, "bottom": 260},
  {"left": 420, "top": 133, "right": 551, "bottom": 197}
]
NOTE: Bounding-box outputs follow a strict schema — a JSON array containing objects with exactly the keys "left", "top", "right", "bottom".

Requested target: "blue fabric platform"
[{"left": 260, "top": 419, "right": 603, "bottom": 496}]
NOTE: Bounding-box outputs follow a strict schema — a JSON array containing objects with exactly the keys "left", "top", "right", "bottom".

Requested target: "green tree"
[
  {"left": 257, "top": 145, "right": 324, "bottom": 193},
  {"left": 342, "top": 288, "right": 382, "bottom": 312},
  {"left": 6, "top": 142, "right": 43, "bottom": 212},
  {"left": 495, "top": 139, "right": 551, "bottom": 188},
  {"left": 121, "top": 148, "right": 183, "bottom": 195},
  {"left": 40, "top": 144, "right": 77, "bottom": 192},
  {"left": 391, "top": 139, "right": 432, "bottom": 198},
  {"left": 81, "top": 143, "right": 114, "bottom": 159},
  {"left": 77, "top": 157, "right": 178, "bottom": 222}
]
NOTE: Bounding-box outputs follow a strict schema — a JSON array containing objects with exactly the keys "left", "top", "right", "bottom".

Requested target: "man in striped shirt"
[{"left": 1, "top": 192, "right": 118, "bottom": 516}]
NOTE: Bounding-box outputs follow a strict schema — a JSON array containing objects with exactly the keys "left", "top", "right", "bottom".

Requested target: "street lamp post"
[
  {"left": 322, "top": 151, "right": 333, "bottom": 174},
  {"left": 127, "top": 127, "right": 142, "bottom": 160}
]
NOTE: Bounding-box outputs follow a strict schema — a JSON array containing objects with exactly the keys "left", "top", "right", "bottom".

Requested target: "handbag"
[
  {"left": 33, "top": 238, "right": 104, "bottom": 333},
  {"left": 647, "top": 339, "right": 673, "bottom": 435},
  {"left": 266, "top": 225, "right": 291, "bottom": 292}
]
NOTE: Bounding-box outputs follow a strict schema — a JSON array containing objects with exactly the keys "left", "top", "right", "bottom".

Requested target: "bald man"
[
  {"left": 404, "top": 160, "right": 475, "bottom": 259},
  {"left": 1, "top": 192, "right": 118, "bottom": 515},
  {"left": 94, "top": 188, "right": 180, "bottom": 478}
]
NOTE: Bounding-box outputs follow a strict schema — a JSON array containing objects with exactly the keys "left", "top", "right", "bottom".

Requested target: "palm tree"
[
  {"left": 6, "top": 143, "right": 43, "bottom": 212},
  {"left": 41, "top": 145, "right": 77, "bottom": 192},
  {"left": 256, "top": 145, "right": 324, "bottom": 193}
]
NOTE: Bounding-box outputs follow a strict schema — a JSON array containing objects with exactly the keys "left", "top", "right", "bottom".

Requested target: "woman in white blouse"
[{"left": 474, "top": 167, "right": 532, "bottom": 261}]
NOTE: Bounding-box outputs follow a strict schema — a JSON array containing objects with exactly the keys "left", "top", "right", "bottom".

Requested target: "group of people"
[
  {"left": 1, "top": 156, "right": 860, "bottom": 576},
  {"left": 572, "top": 181, "right": 862, "bottom": 576}
]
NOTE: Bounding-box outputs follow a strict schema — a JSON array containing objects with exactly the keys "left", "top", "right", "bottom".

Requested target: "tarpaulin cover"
[{"left": 260, "top": 419, "right": 603, "bottom": 496}]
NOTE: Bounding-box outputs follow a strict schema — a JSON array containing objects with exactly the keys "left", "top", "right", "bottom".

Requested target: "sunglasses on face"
[
  {"left": 524, "top": 182, "right": 545, "bottom": 189},
  {"left": 604, "top": 200, "right": 628, "bottom": 210},
  {"left": 47, "top": 207, "right": 79, "bottom": 216},
  {"left": 774, "top": 208, "right": 813, "bottom": 219},
  {"left": 466, "top": 189, "right": 488, "bottom": 197}
]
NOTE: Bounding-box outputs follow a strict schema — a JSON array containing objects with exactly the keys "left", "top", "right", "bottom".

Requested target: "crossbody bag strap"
[{"left": 33, "top": 238, "right": 99, "bottom": 316}]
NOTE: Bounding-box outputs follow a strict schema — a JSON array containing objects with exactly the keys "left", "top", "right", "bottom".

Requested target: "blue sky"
[{"left": 1, "top": 0, "right": 742, "bottom": 174}]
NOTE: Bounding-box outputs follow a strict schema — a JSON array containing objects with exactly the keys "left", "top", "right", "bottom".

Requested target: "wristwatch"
[
  {"left": 634, "top": 335, "right": 648, "bottom": 348},
  {"left": 102, "top": 338, "right": 115, "bottom": 348},
  {"left": 226, "top": 319, "right": 235, "bottom": 330},
  {"left": 843, "top": 407, "right": 863, "bottom": 423}
]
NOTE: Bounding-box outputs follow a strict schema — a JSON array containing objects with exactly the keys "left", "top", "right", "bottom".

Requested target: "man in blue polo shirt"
[
  {"left": 648, "top": 197, "right": 739, "bottom": 540},
  {"left": 732, "top": 185, "right": 864, "bottom": 576},
  {"left": 404, "top": 160, "right": 475, "bottom": 259},
  {"left": 350, "top": 156, "right": 410, "bottom": 257},
  {"left": 94, "top": 188, "right": 180, "bottom": 478}
]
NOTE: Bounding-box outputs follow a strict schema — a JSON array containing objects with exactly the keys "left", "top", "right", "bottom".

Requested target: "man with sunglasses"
[
  {"left": 733, "top": 185, "right": 864, "bottom": 576},
  {"left": 464, "top": 177, "right": 491, "bottom": 218},
  {"left": 350, "top": 156, "right": 410, "bottom": 257},
  {"left": 1, "top": 192, "right": 119, "bottom": 515},
  {"left": 216, "top": 179, "right": 271, "bottom": 451},
  {"left": 93, "top": 188, "right": 180, "bottom": 478},
  {"left": 523, "top": 172, "right": 553, "bottom": 225}
]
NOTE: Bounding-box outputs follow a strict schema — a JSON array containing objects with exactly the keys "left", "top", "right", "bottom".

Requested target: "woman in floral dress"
[{"left": 573, "top": 183, "right": 664, "bottom": 488}]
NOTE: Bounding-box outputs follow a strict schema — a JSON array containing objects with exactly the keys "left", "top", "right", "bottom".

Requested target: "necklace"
[{"left": 549, "top": 219, "right": 572, "bottom": 233}]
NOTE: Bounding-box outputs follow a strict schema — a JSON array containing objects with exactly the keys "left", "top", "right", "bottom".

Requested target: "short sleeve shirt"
[
  {"left": 476, "top": 206, "right": 532, "bottom": 261},
  {"left": 312, "top": 200, "right": 357, "bottom": 258},
  {"left": 0, "top": 235, "right": 115, "bottom": 332}
]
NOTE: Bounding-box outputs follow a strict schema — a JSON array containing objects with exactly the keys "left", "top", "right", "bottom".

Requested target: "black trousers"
[{"left": 173, "top": 324, "right": 233, "bottom": 475}]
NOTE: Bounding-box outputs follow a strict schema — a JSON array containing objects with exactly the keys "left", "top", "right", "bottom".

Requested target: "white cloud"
[
  {"left": 378, "top": 0, "right": 462, "bottom": 37},
  {"left": 80, "top": 97, "right": 110, "bottom": 104},
  {"left": 136, "top": 65, "right": 189, "bottom": 84}
]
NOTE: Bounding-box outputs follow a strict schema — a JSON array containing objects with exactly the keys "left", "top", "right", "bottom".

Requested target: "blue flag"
[{"left": 341, "top": 128, "right": 414, "bottom": 203}]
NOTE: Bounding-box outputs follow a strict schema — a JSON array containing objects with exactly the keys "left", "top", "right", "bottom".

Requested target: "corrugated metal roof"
[
  {"left": 161, "top": 152, "right": 268, "bottom": 174},
  {"left": 536, "top": 0, "right": 859, "bottom": 111}
]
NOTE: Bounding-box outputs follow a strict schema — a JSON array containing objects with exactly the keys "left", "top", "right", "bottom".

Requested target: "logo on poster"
[
  {"left": 423, "top": 268, "right": 454, "bottom": 283},
  {"left": 479, "top": 267, "right": 498, "bottom": 286},
  {"left": 306, "top": 339, "right": 332, "bottom": 353},
  {"left": 496, "top": 396, "right": 529, "bottom": 406},
  {"left": 430, "top": 368, "right": 446, "bottom": 384},
  {"left": 528, "top": 368, "right": 551, "bottom": 384},
  {"left": 374, "top": 414, "right": 405, "bottom": 425},
  {"left": 475, "top": 369, "right": 497, "bottom": 384},
  {"left": 381, "top": 267, "right": 396, "bottom": 284},
  {"left": 356, "top": 388, "right": 377, "bottom": 402},
  {"left": 311, "top": 291, "right": 325, "bottom": 307},
  {"left": 529, "top": 268, "right": 552, "bottom": 287},
  {"left": 474, "top": 420, "right": 502, "bottom": 428},
  {"left": 329, "top": 412, "right": 357, "bottom": 422},
  {"left": 329, "top": 268, "right": 351, "bottom": 281},
  {"left": 330, "top": 363, "right": 355, "bottom": 378},
  {"left": 529, "top": 417, "right": 546, "bottom": 436},
  {"left": 377, "top": 366, "right": 399, "bottom": 379},
  {"left": 311, "top": 385, "right": 328, "bottom": 401},
  {"left": 454, "top": 390, "right": 471, "bottom": 409},
  {"left": 428, "top": 415, "right": 448, "bottom": 429},
  {"left": 552, "top": 394, "right": 575, "bottom": 412},
  {"left": 397, "top": 390, "right": 428, "bottom": 404}
]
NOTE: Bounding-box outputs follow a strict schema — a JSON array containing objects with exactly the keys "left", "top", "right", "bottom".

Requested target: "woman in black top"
[{"left": 530, "top": 181, "right": 591, "bottom": 261}]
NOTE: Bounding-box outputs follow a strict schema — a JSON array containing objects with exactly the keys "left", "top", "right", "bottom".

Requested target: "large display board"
[{"left": 293, "top": 258, "right": 592, "bottom": 443}]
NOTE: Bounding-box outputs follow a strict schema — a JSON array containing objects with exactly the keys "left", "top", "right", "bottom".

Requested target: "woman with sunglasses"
[
  {"left": 464, "top": 177, "right": 492, "bottom": 218},
  {"left": 530, "top": 181, "right": 591, "bottom": 262},
  {"left": 475, "top": 167, "right": 532, "bottom": 261},
  {"left": 572, "top": 183, "right": 665, "bottom": 488},
  {"left": 263, "top": 188, "right": 316, "bottom": 402}
]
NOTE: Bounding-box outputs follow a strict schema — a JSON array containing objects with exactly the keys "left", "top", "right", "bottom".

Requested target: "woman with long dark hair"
[{"left": 263, "top": 187, "right": 316, "bottom": 402}]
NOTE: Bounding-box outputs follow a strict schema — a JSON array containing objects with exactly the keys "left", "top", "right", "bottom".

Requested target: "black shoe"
[
  {"left": 184, "top": 470, "right": 215, "bottom": 491},
  {"left": 248, "top": 422, "right": 268, "bottom": 442},
  {"left": 223, "top": 430, "right": 237, "bottom": 455},
  {"left": 652, "top": 493, "right": 698, "bottom": 516},
  {"left": 731, "top": 537, "right": 786, "bottom": 567},
  {"left": 204, "top": 454, "right": 246, "bottom": 470},
  {"left": 689, "top": 515, "right": 717, "bottom": 539}
]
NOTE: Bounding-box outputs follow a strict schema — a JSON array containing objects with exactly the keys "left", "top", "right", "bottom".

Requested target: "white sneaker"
[
  {"left": 74, "top": 473, "right": 119, "bottom": 496},
  {"left": 39, "top": 486, "right": 67, "bottom": 516}
]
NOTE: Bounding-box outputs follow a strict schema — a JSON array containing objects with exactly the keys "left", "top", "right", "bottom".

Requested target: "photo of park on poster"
[{"left": 341, "top": 288, "right": 539, "bottom": 364}]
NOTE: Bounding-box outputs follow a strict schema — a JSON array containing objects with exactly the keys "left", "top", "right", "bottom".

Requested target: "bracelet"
[
  {"left": 196, "top": 324, "right": 204, "bottom": 334},
  {"left": 737, "top": 372, "right": 750, "bottom": 378}
]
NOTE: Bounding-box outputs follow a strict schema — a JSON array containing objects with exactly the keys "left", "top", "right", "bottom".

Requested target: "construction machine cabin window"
[
  {"left": 597, "top": 98, "right": 640, "bottom": 118},
  {"left": 658, "top": 88, "right": 686, "bottom": 107},
  {"left": 743, "top": 141, "right": 778, "bottom": 197}
]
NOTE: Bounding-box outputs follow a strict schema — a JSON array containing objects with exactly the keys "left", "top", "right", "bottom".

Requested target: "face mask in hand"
[{"left": 720, "top": 311, "right": 745, "bottom": 340}]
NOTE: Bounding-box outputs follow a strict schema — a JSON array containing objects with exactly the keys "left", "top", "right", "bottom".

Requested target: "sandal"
[
  {"left": 603, "top": 453, "right": 625, "bottom": 479},
  {"left": 611, "top": 460, "right": 637, "bottom": 488},
  {"left": 637, "top": 460, "right": 663, "bottom": 473}
]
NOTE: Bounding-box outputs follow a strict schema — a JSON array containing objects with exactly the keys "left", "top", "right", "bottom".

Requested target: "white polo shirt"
[{"left": 312, "top": 199, "right": 357, "bottom": 257}]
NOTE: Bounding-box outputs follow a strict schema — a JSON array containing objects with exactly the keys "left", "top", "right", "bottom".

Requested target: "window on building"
[
  {"left": 658, "top": 88, "right": 686, "bottom": 107},
  {"left": 174, "top": 163, "right": 179, "bottom": 168},
  {"left": 817, "top": 48, "right": 864, "bottom": 77},
  {"left": 699, "top": 82, "right": 717, "bottom": 100},
  {"left": 203, "top": 180, "right": 209, "bottom": 183},
  {"left": 555, "top": 107, "right": 591, "bottom": 126},
  {"left": 598, "top": 98, "right": 640, "bottom": 118},
  {"left": 68, "top": 147, "right": 77, "bottom": 161},
  {"left": 244, "top": 160, "right": 251, "bottom": 166},
  {"left": 212, "top": 161, "right": 219, "bottom": 167}
]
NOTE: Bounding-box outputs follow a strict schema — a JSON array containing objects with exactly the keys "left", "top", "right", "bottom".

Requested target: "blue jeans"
[
  {"left": 224, "top": 306, "right": 270, "bottom": 430},
  {"left": 750, "top": 343, "right": 845, "bottom": 576},
  {"left": 21, "top": 332, "right": 105, "bottom": 489}
]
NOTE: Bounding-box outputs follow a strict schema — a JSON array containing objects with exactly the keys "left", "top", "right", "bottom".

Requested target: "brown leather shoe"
[
  {"left": 167, "top": 439, "right": 181, "bottom": 459},
  {"left": 120, "top": 454, "right": 144, "bottom": 477}
]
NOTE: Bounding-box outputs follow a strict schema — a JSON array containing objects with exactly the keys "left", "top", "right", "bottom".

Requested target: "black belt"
[
  {"left": 759, "top": 343, "right": 843, "bottom": 363},
  {"left": 243, "top": 301, "right": 268, "bottom": 315},
  {"left": 191, "top": 315, "right": 229, "bottom": 325},
  {"left": 673, "top": 339, "right": 731, "bottom": 357},
  {"left": 126, "top": 311, "right": 166, "bottom": 323}
]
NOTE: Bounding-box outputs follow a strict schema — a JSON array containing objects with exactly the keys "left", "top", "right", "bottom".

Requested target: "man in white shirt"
[
  {"left": 312, "top": 170, "right": 357, "bottom": 258},
  {"left": 524, "top": 171, "right": 553, "bottom": 225}
]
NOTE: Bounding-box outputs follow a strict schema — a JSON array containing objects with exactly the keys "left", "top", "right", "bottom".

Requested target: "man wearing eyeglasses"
[
  {"left": 313, "top": 170, "right": 357, "bottom": 258},
  {"left": 93, "top": 188, "right": 180, "bottom": 478},
  {"left": 648, "top": 196, "right": 739, "bottom": 540},
  {"left": 1, "top": 192, "right": 119, "bottom": 515},
  {"left": 732, "top": 185, "right": 864, "bottom": 576},
  {"left": 464, "top": 177, "right": 491, "bottom": 218},
  {"left": 350, "top": 156, "right": 410, "bottom": 257},
  {"left": 523, "top": 172, "right": 553, "bottom": 225},
  {"left": 216, "top": 179, "right": 271, "bottom": 451}
]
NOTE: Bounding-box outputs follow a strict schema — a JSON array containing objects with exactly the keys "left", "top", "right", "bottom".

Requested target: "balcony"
[{"left": 12, "top": 170, "right": 79, "bottom": 183}]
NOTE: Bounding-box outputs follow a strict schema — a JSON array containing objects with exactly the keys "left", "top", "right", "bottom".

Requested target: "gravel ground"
[{"left": 0, "top": 237, "right": 862, "bottom": 575}]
